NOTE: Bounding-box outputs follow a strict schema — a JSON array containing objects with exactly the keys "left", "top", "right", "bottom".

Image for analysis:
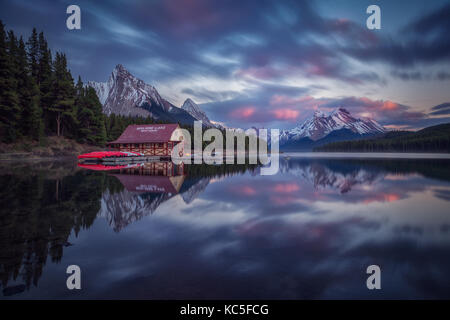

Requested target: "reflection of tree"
[
  {"left": 0, "top": 162, "right": 259, "bottom": 294},
  {"left": 184, "top": 163, "right": 259, "bottom": 178},
  {"left": 0, "top": 168, "right": 118, "bottom": 293},
  {"left": 354, "top": 159, "right": 450, "bottom": 183}
]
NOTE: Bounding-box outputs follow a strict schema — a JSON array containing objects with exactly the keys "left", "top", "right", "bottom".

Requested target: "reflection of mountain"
[
  {"left": 97, "top": 163, "right": 260, "bottom": 231},
  {"left": 99, "top": 175, "right": 214, "bottom": 231},
  {"left": 2, "top": 158, "right": 450, "bottom": 297},
  {"left": 99, "top": 187, "right": 171, "bottom": 232},
  {"left": 180, "top": 177, "right": 210, "bottom": 204},
  {"left": 98, "top": 162, "right": 187, "bottom": 232},
  {"left": 280, "top": 158, "right": 383, "bottom": 193}
]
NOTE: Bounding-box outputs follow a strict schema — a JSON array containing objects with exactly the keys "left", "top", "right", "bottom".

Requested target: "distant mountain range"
[
  {"left": 88, "top": 65, "right": 215, "bottom": 127},
  {"left": 88, "top": 65, "right": 389, "bottom": 150},
  {"left": 277, "top": 108, "right": 386, "bottom": 150}
]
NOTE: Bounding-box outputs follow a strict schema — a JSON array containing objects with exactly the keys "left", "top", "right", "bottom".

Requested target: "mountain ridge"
[
  {"left": 88, "top": 64, "right": 214, "bottom": 126},
  {"left": 276, "top": 107, "right": 386, "bottom": 150},
  {"left": 280, "top": 107, "right": 386, "bottom": 142}
]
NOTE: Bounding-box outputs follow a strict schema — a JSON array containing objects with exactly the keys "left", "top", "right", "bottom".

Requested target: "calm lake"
[{"left": 1, "top": 154, "right": 450, "bottom": 299}]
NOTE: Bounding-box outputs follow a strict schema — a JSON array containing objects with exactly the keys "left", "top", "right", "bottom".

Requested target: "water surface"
[{"left": 1, "top": 155, "right": 450, "bottom": 299}]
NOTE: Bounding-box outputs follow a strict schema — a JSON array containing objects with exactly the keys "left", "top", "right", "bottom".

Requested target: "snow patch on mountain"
[
  {"left": 88, "top": 64, "right": 221, "bottom": 128},
  {"left": 88, "top": 64, "right": 172, "bottom": 117},
  {"left": 280, "top": 107, "right": 386, "bottom": 143}
]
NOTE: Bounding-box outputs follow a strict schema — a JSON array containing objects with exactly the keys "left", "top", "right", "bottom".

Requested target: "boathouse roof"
[{"left": 108, "top": 124, "right": 182, "bottom": 144}]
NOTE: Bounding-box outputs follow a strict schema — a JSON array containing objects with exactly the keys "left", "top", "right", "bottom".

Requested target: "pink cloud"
[
  {"left": 271, "top": 108, "right": 300, "bottom": 121},
  {"left": 230, "top": 106, "right": 256, "bottom": 119},
  {"left": 273, "top": 183, "right": 300, "bottom": 193},
  {"left": 381, "top": 100, "right": 399, "bottom": 110},
  {"left": 331, "top": 97, "right": 424, "bottom": 124}
]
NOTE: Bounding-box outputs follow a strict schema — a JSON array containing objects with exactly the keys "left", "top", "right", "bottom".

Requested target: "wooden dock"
[{"left": 80, "top": 155, "right": 170, "bottom": 165}]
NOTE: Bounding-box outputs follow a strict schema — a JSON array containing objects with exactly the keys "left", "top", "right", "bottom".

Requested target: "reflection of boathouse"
[
  {"left": 100, "top": 162, "right": 186, "bottom": 232},
  {"left": 117, "top": 161, "right": 184, "bottom": 176},
  {"left": 107, "top": 124, "right": 185, "bottom": 158},
  {"left": 112, "top": 162, "right": 185, "bottom": 194}
]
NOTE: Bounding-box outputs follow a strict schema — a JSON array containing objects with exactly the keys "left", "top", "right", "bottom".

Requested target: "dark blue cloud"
[
  {"left": 1, "top": 0, "right": 449, "bottom": 130},
  {"left": 344, "top": 3, "right": 450, "bottom": 67},
  {"left": 430, "top": 102, "right": 450, "bottom": 116}
]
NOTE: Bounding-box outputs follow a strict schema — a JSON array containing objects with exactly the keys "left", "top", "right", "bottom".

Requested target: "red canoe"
[
  {"left": 78, "top": 163, "right": 143, "bottom": 171},
  {"left": 77, "top": 151, "right": 143, "bottom": 160}
]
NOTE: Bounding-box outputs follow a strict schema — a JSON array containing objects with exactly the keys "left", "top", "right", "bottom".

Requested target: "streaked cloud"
[{"left": 1, "top": 0, "right": 449, "bottom": 129}]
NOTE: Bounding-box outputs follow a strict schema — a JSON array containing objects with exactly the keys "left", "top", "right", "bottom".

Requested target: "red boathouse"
[{"left": 107, "top": 124, "right": 185, "bottom": 158}]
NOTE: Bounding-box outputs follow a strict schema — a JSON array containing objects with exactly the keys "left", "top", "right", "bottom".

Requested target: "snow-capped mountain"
[
  {"left": 88, "top": 64, "right": 172, "bottom": 117},
  {"left": 279, "top": 107, "right": 386, "bottom": 144},
  {"left": 181, "top": 98, "right": 214, "bottom": 127},
  {"left": 88, "top": 64, "right": 216, "bottom": 126}
]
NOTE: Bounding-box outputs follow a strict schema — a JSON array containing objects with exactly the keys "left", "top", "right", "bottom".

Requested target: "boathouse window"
[
  {"left": 123, "top": 144, "right": 128, "bottom": 147},
  {"left": 134, "top": 144, "right": 139, "bottom": 147}
]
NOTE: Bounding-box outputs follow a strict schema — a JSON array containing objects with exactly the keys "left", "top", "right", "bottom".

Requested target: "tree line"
[
  {"left": 0, "top": 22, "right": 110, "bottom": 145},
  {"left": 0, "top": 22, "right": 268, "bottom": 150},
  {"left": 314, "top": 123, "right": 450, "bottom": 153},
  {"left": 0, "top": 22, "right": 213, "bottom": 148}
]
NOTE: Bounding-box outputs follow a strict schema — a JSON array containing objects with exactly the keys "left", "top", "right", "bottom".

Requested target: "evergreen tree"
[
  {"left": 1, "top": 22, "right": 167, "bottom": 146},
  {"left": 0, "top": 22, "right": 20, "bottom": 142},
  {"left": 49, "top": 52, "right": 75, "bottom": 137},
  {"left": 18, "top": 37, "right": 43, "bottom": 139},
  {"left": 75, "top": 77, "right": 106, "bottom": 145},
  {"left": 38, "top": 31, "right": 53, "bottom": 132},
  {"left": 7, "top": 30, "right": 23, "bottom": 138},
  {"left": 109, "top": 114, "right": 124, "bottom": 140},
  {"left": 26, "top": 28, "right": 39, "bottom": 82},
  {"left": 86, "top": 87, "right": 107, "bottom": 145}
]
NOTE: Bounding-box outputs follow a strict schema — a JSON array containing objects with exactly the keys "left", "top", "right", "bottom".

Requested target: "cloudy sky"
[{"left": 1, "top": 0, "right": 450, "bottom": 129}]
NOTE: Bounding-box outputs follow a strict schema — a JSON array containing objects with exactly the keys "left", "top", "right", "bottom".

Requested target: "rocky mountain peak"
[
  {"left": 88, "top": 64, "right": 218, "bottom": 126},
  {"left": 314, "top": 110, "right": 326, "bottom": 118},
  {"left": 282, "top": 107, "right": 386, "bottom": 142},
  {"left": 181, "top": 98, "right": 214, "bottom": 127}
]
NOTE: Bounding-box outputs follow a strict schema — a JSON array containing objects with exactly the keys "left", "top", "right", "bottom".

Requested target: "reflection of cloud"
[
  {"left": 273, "top": 182, "right": 300, "bottom": 193},
  {"left": 363, "top": 193, "right": 400, "bottom": 204},
  {"left": 239, "top": 186, "right": 257, "bottom": 196},
  {"left": 9, "top": 158, "right": 450, "bottom": 299}
]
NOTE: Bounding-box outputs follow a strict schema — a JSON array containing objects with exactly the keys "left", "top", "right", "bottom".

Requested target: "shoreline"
[
  {"left": 0, "top": 136, "right": 99, "bottom": 162},
  {"left": 283, "top": 152, "right": 450, "bottom": 159}
]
